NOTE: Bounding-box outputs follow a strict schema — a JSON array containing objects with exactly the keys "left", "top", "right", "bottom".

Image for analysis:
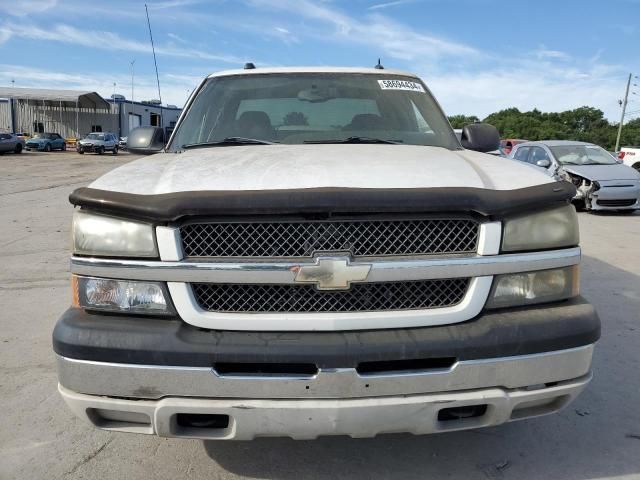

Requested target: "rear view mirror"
[
  {"left": 536, "top": 159, "right": 551, "bottom": 168},
  {"left": 460, "top": 123, "right": 500, "bottom": 153},
  {"left": 126, "top": 127, "right": 165, "bottom": 155}
]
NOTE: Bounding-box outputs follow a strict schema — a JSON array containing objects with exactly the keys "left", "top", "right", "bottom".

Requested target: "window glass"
[
  {"left": 530, "top": 147, "right": 550, "bottom": 164},
  {"left": 550, "top": 145, "right": 617, "bottom": 166},
  {"left": 170, "top": 73, "right": 458, "bottom": 150},
  {"left": 513, "top": 146, "right": 530, "bottom": 161}
]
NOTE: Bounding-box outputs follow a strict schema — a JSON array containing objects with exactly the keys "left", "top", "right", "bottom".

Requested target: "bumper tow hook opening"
[
  {"left": 176, "top": 413, "right": 230, "bottom": 430},
  {"left": 437, "top": 404, "right": 488, "bottom": 422}
]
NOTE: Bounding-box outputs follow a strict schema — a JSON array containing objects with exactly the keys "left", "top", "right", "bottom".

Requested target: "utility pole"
[
  {"left": 130, "top": 59, "right": 135, "bottom": 102},
  {"left": 615, "top": 73, "right": 632, "bottom": 152}
]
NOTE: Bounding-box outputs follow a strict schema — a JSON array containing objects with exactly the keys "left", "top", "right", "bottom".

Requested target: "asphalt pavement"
[{"left": 1, "top": 150, "right": 639, "bottom": 480}]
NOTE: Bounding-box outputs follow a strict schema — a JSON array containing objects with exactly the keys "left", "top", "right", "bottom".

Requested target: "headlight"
[
  {"left": 73, "top": 210, "right": 158, "bottom": 257},
  {"left": 486, "top": 266, "right": 579, "bottom": 309},
  {"left": 73, "top": 275, "right": 174, "bottom": 315},
  {"left": 502, "top": 205, "right": 579, "bottom": 252}
]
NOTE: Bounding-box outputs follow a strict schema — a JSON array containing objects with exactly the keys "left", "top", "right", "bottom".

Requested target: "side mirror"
[
  {"left": 536, "top": 159, "right": 551, "bottom": 168},
  {"left": 126, "top": 126, "right": 165, "bottom": 155},
  {"left": 460, "top": 123, "right": 500, "bottom": 153}
]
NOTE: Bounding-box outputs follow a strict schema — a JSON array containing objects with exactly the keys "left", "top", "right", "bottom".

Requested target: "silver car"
[
  {"left": 77, "top": 132, "right": 119, "bottom": 155},
  {"left": 510, "top": 140, "right": 640, "bottom": 212},
  {"left": 0, "top": 133, "right": 25, "bottom": 154}
]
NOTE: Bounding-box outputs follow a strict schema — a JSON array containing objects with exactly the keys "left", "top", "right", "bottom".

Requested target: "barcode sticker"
[{"left": 378, "top": 79, "right": 425, "bottom": 92}]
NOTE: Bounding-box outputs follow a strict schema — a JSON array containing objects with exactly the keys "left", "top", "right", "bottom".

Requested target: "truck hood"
[
  {"left": 563, "top": 163, "right": 640, "bottom": 182},
  {"left": 90, "top": 144, "right": 553, "bottom": 194}
]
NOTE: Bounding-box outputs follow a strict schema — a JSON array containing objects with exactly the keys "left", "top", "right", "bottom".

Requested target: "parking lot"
[{"left": 1, "top": 150, "right": 639, "bottom": 480}]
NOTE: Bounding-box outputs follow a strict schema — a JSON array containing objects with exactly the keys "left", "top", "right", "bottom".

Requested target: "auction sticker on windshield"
[{"left": 378, "top": 79, "right": 425, "bottom": 92}]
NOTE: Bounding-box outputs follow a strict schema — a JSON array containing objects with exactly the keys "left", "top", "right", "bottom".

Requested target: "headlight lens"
[
  {"left": 486, "top": 266, "right": 579, "bottom": 309},
  {"left": 73, "top": 275, "right": 174, "bottom": 315},
  {"left": 502, "top": 205, "right": 579, "bottom": 252},
  {"left": 73, "top": 210, "right": 158, "bottom": 257}
]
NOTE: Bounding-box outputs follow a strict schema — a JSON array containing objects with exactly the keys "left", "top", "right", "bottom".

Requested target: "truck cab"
[{"left": 53, "top": 67, "right": 599, "bottom": 440}]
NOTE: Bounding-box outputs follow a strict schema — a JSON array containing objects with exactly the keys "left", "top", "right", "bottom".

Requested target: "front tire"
[
  {"left": 112, "top": 146, "right": 118, "bottom": 155},
  {"left": 44, "top": 144, "right": 51, "bottom": 152},
  {"left": 14, "top": 143, "right": 22, "bottom": 154},
  {"left": 97, "top": 146, "right": 104, "bottom": 155},
  {"left": 77, "top": 149, "right": 84, "bottom": 154},
  {"left": 61, "top": 143, "right": 66, "bottom": 151}
]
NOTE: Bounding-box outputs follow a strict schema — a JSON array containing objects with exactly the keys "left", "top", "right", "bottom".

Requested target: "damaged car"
[{"left": 510, "top": 140, "right": 640, "bottom": 212}]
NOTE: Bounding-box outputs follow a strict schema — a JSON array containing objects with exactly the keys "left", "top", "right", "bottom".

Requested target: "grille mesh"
[
  {"left": 192, "top": 278, "right": 470, "bottom": 313},
  {"left": 596, "top": 199, "right": 636, "bottom": 207},
  {"left": 180, "top": 218, "right": 479, "bottom": 258}
]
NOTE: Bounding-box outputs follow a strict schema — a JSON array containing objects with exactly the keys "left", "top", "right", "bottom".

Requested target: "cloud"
[
  {"left": 426, "top": 67, "right": 625, "bottom": 121},
  {"left": 146, "top": 0, "right": 207, "bottom": 9},
  {"left": 248, "top": 0, "right": 478, "bottom": 62},
  {"left": 167, "top": 32, "right": 187, "bottom": 43},
  {"left": 534, "top": 46, "right": 571, "bottom": 61},
  {"left": 0, "top": 0, "right": 57, "bottom": 16},
  {"left": 0, "top": 63, "right": 193, "bottom": 107},
  {"left": 369, "top": 0, "right": 417, "bottom": 10},
  {"left": 0, "top": 22, "right": 243, "bottom": 63}
]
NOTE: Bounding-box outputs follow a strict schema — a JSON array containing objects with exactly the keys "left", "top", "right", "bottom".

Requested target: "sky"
[{"left": 0, "top": 0, "right": 639, "bottom": 122}]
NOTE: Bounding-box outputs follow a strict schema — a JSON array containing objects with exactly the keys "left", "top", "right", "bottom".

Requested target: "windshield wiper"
[
  {"left": 304, "top": 136, "right": 401, "bottom": 145},
  {"left": 181, "top": 137, "right": 276, "bottom": 149}
]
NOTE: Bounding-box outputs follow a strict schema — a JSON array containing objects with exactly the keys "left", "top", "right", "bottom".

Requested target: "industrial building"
[
  {"left": 107, "top": 97, "right": 182, "bottom": 138},
  {"left": 0, "top": 87, "right": 181, "bottom": 139}
]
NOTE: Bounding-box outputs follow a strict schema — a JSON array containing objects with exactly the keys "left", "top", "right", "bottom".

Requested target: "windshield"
[
  {"left": 34, "top": 133, "right": 51, "bottom": 139},
  {"left": 86, "top": 133, "right": 105, "bottom": 141},
  {"left": 169, "top": 73, "right": 459, "bottom": 150},
  {"left": 551, "top": 145, "right": 618, "bottom": 165}
]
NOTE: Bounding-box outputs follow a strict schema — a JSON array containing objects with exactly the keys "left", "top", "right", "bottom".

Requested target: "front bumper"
[
  {"left": 77, "top": 144, "right": 102, "bottom": 152},
  {"left": 54, "top": 299, "right": 599, "bottom": 439},
  {"left": 25, "top": 142, "right": 45, "bottom": 150},
  {"left": 587, "top": 183, "right": 640, "bottom": 210},
  {"left": 59, "top": 371, "right": 592, "bottom": 440}
]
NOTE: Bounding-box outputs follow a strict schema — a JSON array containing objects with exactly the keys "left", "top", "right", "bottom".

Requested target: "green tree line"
[{"left": 448, "top": 107, "right": 640, "bottom": 150}]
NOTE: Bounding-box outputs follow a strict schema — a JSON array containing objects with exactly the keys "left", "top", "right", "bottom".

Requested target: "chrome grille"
[
  {"left": 180, "top": 218, "right": 479, "bottom": 258},
  {"left": 192, "top": 278, "right": 470, "bottom": 313}
]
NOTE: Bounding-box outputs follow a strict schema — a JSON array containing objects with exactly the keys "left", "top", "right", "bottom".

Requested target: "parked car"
[
  {"left": 619, "top": 146, "right": 640, "bottom": 171},
  {"left": 54, "top": 66, "right": 598, "bottom": 441},
  {"left": 25, "top": 133, "right": 66, "bottom": 152},
  {"left": 118, "top": 136, "right": 127, "bottom": 149},
  {"left": 15, "top": 132, "right": 31, "bottom": 142},
  {"left": 0, "top": 133, "right": 25, "bottom": 154},
  {"left": 510, "top": 140, "right": 640, "bottom": 212},
  {"left": 500, "top": 138, "right": 527, "bottom": 155},
  {"left": 77, "top": 132, "right": 119, "bottom": 155}
]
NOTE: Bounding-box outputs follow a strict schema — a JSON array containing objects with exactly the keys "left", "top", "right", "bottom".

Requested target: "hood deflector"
[{"left": 69, "top": 182, "right": 576, "bottom": 222}]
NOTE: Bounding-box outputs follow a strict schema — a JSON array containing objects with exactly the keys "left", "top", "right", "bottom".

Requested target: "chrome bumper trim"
[
  {"left": 70, "top": 247, "right": 581, "bottom": 284},
  {"left": 56, "top": 344, "right": 594, "bottom": 400},
  {"left": 59, "top": 375, "right": 592, "bottom": 440}
]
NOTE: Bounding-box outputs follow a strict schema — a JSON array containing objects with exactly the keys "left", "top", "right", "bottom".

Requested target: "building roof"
[
  {"left": 0, "top": 87, "right": 110, "bottom": 109},
  {"left": 106, "top": 98, "right": 182, "bottom": 111}
]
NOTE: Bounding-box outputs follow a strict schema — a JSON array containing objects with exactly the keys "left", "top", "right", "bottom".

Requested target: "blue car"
[{"left": 25, "top": 132, "right": 66, "bottom": 152}]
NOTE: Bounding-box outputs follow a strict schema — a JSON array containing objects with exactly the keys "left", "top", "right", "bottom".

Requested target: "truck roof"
[{"left": 207, "top": 66, "right": 419, "bottom": 79}]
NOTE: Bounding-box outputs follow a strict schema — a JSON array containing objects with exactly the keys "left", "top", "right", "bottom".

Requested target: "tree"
[
  {"left": 450, "top": 106, "right": 635, "bottom": 150},
  {"left": 447, "top": 115, "right": 479, "bottom": 128}
]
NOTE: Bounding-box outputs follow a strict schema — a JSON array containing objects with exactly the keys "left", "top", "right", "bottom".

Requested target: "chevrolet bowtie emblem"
[{"left": 293, "top": 256, "right": 372, "bottom": 290}]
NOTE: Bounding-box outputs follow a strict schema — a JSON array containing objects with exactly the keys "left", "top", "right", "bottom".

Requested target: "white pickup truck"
[
  {"left": 53, "top": 67, "right": 599, "bottom": 440},
  {"left": 619, "top": 146, "right": 640, "bottom": 171}
]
